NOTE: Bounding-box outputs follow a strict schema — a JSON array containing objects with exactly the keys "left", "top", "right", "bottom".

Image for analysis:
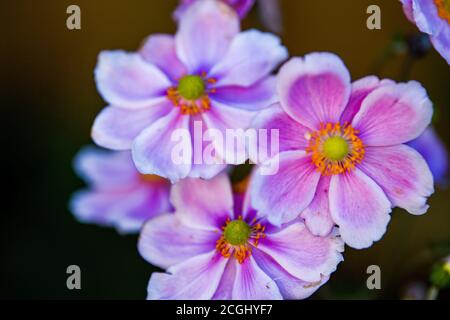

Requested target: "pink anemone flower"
[
  {"left": 91, "top": 0, "right": 287, "bottom": 183},
  {"left": 70, "top": 147, "right": 172, "bottom": 233},
  {"left": 138, "top": 174, "right": 344, "bottom": 300},
  {"left": 251, "top": 52, "right": 434, "bottom": 249}
]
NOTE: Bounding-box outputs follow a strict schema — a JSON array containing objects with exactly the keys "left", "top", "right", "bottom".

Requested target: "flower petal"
[
  {"left": 73, "top": 147, "right": 137, "bottom": 188},
  {"left": 277, "top": 53, "right": 351, "bottom": 130},
  {"left": 359, "top": 145, "right": 434, "bottom": 215},
  {"left": 212, "top": 260, "right": 236, "bottom": 300},
  {"left": 250, "top": 103, "right": 310, "bottom": 164},
  {"left": 211, "top": 76, "right": 277, "bottom": 111},
  {"left": 251, "top": 151, "right": 321, "bottom": 226},
  {"left": 352, "top": 81, "right": 433, "bottom": 146},
  {"left": 92, "top": 102, "right": 170, "bottom": 150},
  {"left": 400, "top": 0, "right": 414, "bottom": 23},
  {"left": 430, "top": 25, "right": 450, "bottom": 65},
  {"left": 300, "top": 175, "right": 335, "bottom": 237},
  {"left": 210, "top": 29, "right": 287, "bottom": 87},
  {"left": 232, "top": 256, "right": 283, "bottom": 300},
  {"left": 95, "top": 51, "right": 170, "bottom": 108},
  {"left": 147, "top": 251, "right": 228, "bottom": 300},
  {"left": 170, "top": 173, "right": 234, "bottom": 231},
  {"left": 257, "top": 223, "right": 344, "bottom": 282},
  {"left": 139, "top": 34, "right": 187, "bottom": 81},
  {"left": 201, "top": 101, "right": 256, "bottom": 165},
  {"left": 69, "top": 189, "right": 119, "bottom": 226},
  {"left": 138, "top": 214, "right": 218, "bottom": 269},
  {"left": 411, "top": 0, "right": 444, "bottom": 35},
  {"left": 329, "top": 169, "right": 392, "bottom": 249},
  {"left": 175, "top": 0, "right": 239, "bottom": 73},
  {"left": 408, "top": 127, "right": 448, "bottom": 184},
  {"left": 132, "top": 109, "right": 192, "bottom": 183},
  {"left": 340, "top": 76, "right": 394, "bottom": 124},
  {"left": 252, "top": 249, "right": 330, "bottom": 300}
]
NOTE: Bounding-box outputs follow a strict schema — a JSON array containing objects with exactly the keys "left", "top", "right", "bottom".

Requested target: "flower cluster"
[{"left": 71, "top": 0, "right": 448, "bottom": 299}]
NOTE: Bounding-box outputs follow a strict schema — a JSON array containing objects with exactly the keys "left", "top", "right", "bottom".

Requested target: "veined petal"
[
  {"left": 251, "top": 151, "right": 321, "bottom": 226},
  {"left": 252, "top": 249, "right": 330, "bottom": 300},
  {"left": 411, "top": 0, "right": 444, "bottom": 35},
  {"left": 139, "top": 34, "right": 187, "bottom": 81},
  {"left": 147, "top": 251, "right": 228, "bottom": 300},
  {"left": 359, "top": 145, "right": 434, "bottom": 215},
  {"left": 232, "top": 256, "right": 283, "bottom": 300},
  {"left": 250, "top": 103, "right": 309, "bottom": 164},
  {"left": 170, "top": 173, "right": 234, "bottom": 231},
  {"left": 95, "top": 51, "right": 170, "bottom": 108},
  {"left": 352, "top": 81, "right": 433, "bottom": 146},
  {"left": 175, "top": 0, "right": 239, "bottom": 73},
  {"left": 132, "top": 109, "right": 192, "bottom": 183},
  {"left": 277, "top": 53, "right": 351, "bottom": 130},
  {"left": 138, "top": 214, "right": 218, "bottom": 269},
  {"left": 300, "top": 175, "right": 335, "bottom": 237},
  {"left": 92, "top": 102, "right": 170, "bottom": 150},
  {"left": 210, "top": 29, "right": 287, "bottom": 87},
  {"left": 329, "top": 168, "right": 392, "bottom": 249},
  {"left": 211, "top": 76, "right": 277, "bottom": 112}
]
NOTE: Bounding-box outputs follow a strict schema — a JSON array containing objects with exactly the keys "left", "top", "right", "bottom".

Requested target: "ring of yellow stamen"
[
  {"left": 306, "top": 122, "right": 365, "bottom": 176},
  {"left": 167, "top": 72, "right": 217, "bottom": 115},
  {"left": 435, "top": 0, "right": 450, "bottom": 24},
  {"left": 216, "top": 216, "right": 266, "bottom": 264}
]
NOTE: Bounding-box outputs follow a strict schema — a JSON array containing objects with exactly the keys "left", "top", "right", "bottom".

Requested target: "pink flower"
[
  {"left": 70, "top": 147, "right": 172, "bottom": 233},
  {"left": 174, "top": 0, "right": 255, "bottom": 20},
  {"left": 251, "top": 52, "right": 434, "bottom": 249},
  {"left": 138, "top": 174, "right": 344, "bottom": 300},
  {"left": 92, "top": 0, "right": 287, "bottom": 182}
]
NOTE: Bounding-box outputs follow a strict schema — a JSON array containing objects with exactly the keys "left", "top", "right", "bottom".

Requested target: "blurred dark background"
[{"left": 1, "top": 0, "right": 449, "bottom": 299}]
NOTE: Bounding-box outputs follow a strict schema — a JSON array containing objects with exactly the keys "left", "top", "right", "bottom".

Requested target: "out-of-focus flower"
[
  {"left": 70, "top": 147, "right": 172, "bottom": 233},
  {"left": 400, "top": 0, "right": 450, "bottom": 64},
  {"left": 92, "top": 0, "right": 287, "bottom": 182},
  {"left": 138, "top": 174, "right": 344, "bottom": 300},
  {"left": 401, "top": 281, "right": 427, "bottom": 300},
  {"left": 430, "top": 255, "right": 450, "bottom": 289},
  {"left": 408, "top": 127, "right": 449, "bottom": 185},
  {"left": 251, "top": 52, "right": 434, "bottom": 249},
  {"left": 174, "top": 0, "right": 255, "bottom": 20}
]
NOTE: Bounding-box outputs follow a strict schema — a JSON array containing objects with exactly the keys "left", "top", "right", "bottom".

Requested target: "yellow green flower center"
[
  {"left": 223, "top": 220, "right": 251, "bottom": 246},
  {"left": 323, "top": 136, "right": 349, "bottom": 161},
  {"left": 177, "top": 75, "right": 205, "bottom": 100}
]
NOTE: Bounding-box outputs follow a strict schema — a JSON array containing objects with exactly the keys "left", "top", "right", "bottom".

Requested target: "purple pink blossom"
[
  {"left": 138, "top": 174, "right": 344, "bottom": 299},
  {"left": 91, "top": 0, "right": 287, "bottom": 182},
  {"left": 251, "top": 52, "right": 434, "bottom": 249},
  {"left": 70, "top": 147, "right": 171, "bottom": 233}
]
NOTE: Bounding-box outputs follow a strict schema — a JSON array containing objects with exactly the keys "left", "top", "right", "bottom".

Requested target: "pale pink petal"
[
  {"left": 257, "top": 223, "right": 344, "bottom": 282},
  {"left": 251, "top": 151, "right": 321, "bottom": 226},
  {"left": 232, "top": 256, "right": 283, "bottom": 300},
  {"left": 132, "top": 109, "right": 192, "bottom": 183},
  {"left": 277, "top": 53, "right": 351, "bottom": 130},
  {"left": 73, "top": 147, "right": 137, "bottom": 188},
  {"left": 300, "top": 175, "right": 335, "bottom": 237},
  {"left": 352, "top": 81, "right": 433, "bottom": 146},
  {"left": 175, "top": 0, "right": 239, "bottom": 73},
  {"left": 210, "top": 30, "right": 287, "bottom": 87},
  {"left": 138, "top": 214, "right": 219, "bottom": 269},
  {"left": 340, "top": 76, "right": 394, "bottom": 124},
  {"left": 147, "top": 251, "right": 228, "bottom": 300},
  {"left": 202, "top": 101, "right": 256, "bottom": 165},
  {"left": 250, "top": 103, "right": 310, "bottom": 164},
  {"left": 211, "top": 76, "right": 277, "bottom": 111},
  {"left": 170, "top": 173, "right": 234, "bottom": 231},
  {"left": 359, "top": 145, "right": 434, "bottom": 215},
  {"left": 252, "top": 249, "right": 330, "bottom": 300},
  {"left": 92, "top": 102, "right": 170, "bottom": 150},
  {"left": 329, "top": 169, "right": 392, "bottom": 249},
  {"left": 139, "top": 34, "right": 187, "bottom": 81},
  {"left": 94, "top": 51, "right": 170, "bottom": 108}
]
